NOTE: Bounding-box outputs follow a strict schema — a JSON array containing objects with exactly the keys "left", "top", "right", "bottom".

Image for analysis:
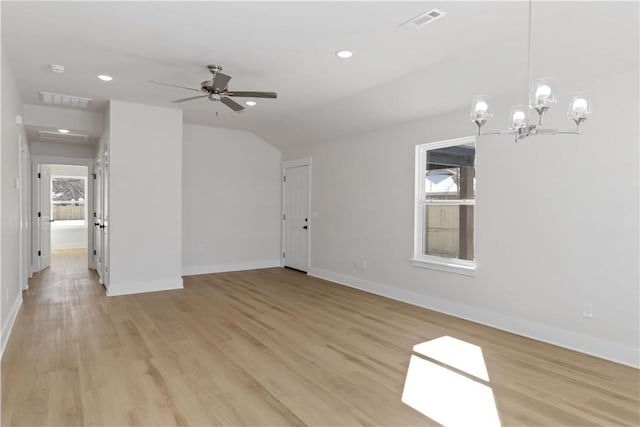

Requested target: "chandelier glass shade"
[{"left": 470, "top": 1, "right": 592, "bottom": 142}]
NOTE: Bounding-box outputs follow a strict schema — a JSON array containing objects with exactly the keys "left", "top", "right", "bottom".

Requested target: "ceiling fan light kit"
[
  {"left": 150, "top": 64, "right": 277, "bottom": 113},
  {"left": 470, "top": 1, "right": 592, "bottom": 142}
]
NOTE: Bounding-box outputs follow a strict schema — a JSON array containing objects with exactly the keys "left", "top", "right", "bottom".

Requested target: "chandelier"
[{"left": 470, "top": 1, "right": 592, "bottom": 142}]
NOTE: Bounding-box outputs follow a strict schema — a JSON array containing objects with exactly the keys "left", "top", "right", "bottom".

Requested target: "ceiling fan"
[{"left": 150, "top": 64, "right": 277, "bottom": 113}]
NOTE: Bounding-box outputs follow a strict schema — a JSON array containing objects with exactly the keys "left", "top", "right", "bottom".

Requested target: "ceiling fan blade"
[
  {"left": 212, "top": 73, "right": 232, "bottom": 90},
  {"left": 220, "top": 96, "right": 245, "bottom": 112},
  {"left": 171, "top": 95, "right": 208, "bottom": 103},
  {"left": 149, "top": 80, "right": 202, "bottom": 93},
  {"left": 224, "top": 91, "right": 277, "bottom": 99}
]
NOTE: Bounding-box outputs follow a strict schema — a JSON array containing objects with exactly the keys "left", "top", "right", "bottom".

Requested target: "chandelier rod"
[{"left": 526, "top": 0, "right": 533, "bottom": 107}]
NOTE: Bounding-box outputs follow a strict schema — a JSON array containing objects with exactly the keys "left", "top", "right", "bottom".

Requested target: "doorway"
[
  {"left": 92, "top": 147, "right": 109, "bottom": 286},
  {"left": 282, "top": 158, "right": 311, "bottom": 272},
  {"left": 30, "top": 156, "right": 100, "bottom": 282},
  {"left": 33, "top": 164, "right": 90, "bottom": 272}
]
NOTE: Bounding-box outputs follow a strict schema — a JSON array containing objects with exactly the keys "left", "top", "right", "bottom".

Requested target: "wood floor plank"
[{"left": 2, "top": 249, "right": 638, "bottom": 426}]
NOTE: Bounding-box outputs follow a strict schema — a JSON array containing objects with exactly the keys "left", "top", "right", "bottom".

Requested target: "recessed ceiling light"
[
  {"left": 336, "top": 50, "right": 353, "bottom": 59},
  {"left": 50, "top": 64, "right": 65, "bottom": 74},
  {"left": 97, "top": 75, "right": 113, "bottom": 81},
  {"left": 245, "top": 101, "right": 257, "bottom": 106},
  {"left": 57, "top": 129, "right": 70, "bottom": 133}
]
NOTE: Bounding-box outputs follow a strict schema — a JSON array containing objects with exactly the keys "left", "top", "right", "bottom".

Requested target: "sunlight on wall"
[{"left": 401, "top": 336, "right": 501, "bottom": 427}]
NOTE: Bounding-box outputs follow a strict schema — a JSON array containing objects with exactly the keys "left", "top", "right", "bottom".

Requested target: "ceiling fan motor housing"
[{"left": 201, "top": 80, "right": 214, "bottom": 93}]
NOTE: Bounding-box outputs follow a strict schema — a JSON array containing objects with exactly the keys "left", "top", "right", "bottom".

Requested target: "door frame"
[
  {"left": 35, "top": 164, "right": 52, "bottom": 271},
  {"left": 281, "top": 157, "right": 312, "bottom": 270},
  {"left": 100, "top": 146, "right": 110, "bottom": 287},
  {"left": 18, "top": 133, "right": 31, "bottom": 290},
  {"left": 31, "top": 155, "right": 95, "bottom": 272},
  {"left": 93, "top": 157, "right": 103, "bottom": 280}
]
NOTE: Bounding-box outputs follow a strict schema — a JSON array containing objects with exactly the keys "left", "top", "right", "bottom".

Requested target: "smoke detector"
[{"left": 401, "top": 9, "right": 446, "bottom": 29}]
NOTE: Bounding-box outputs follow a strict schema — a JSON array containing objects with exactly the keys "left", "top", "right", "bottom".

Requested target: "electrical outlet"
[
  {"left": 361, "top": 260, "right": 367, "bottom": 271},
  {"left": 583, "top": 303, "right": 593, "bottom": 318}
]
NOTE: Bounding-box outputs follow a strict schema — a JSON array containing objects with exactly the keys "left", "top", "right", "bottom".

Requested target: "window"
[
  {"left": 413, "top": 137, "right": 476, "bottom": 275},
  {"left": 51, "top": 176, "right": 87, "bottom": 226}
]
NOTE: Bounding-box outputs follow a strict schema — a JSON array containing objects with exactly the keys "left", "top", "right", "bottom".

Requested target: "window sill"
[{"left": 410, "top": 257, "right": 477, "bottom": 276}]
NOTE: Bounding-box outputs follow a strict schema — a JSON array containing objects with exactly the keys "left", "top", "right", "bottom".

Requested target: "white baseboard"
[
  {"left": 106, "top": 277, "right": 184, "bottom": 297},
  {"left": 51, "top": 243, "right": 89, "bottom": 250},
  {"left": 182, "top": 259, "right": 281, "bottom": 277},
  {"left": 1, "top": 294, "right": 23, "bottom": 358},
  {"left": 307, "top": 266, "right": 640, "bottom": 368}
]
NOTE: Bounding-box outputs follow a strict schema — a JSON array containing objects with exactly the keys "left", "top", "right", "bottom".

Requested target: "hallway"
[
  {"left": 33, "top": 249, "right": 94, "bottom": 296},
  {"left": 1, "top": 249, "right": 102, "bottom": 425}
]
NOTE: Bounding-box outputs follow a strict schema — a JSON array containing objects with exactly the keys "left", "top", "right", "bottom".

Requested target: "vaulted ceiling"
[{"left": 3, "top": 1, "right": 638, "bottom": 148}]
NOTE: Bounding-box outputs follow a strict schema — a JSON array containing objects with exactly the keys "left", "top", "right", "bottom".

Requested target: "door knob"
[{"left": 303, "top": 225, "right": 308, "bottom": 230}]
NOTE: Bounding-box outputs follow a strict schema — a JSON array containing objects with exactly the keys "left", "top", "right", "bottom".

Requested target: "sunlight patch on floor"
[
  {"left": 401, "top": 336, "right": 501, "bottom": 427},
  {"left": 413, "top": 335, "right": 490, "bottom": 381}
]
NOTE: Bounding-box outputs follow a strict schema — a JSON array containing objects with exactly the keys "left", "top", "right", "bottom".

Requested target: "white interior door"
[
  {"left": 93, "top": 161, "right": 103, "bottom": 278},
  {"left": 101, "top": 148, "right": 110, "bottom": 286},
  {"left": 37, "top": 164, "right": 52, "bottom": 270},
  {"left": 283, "top": 165, "right": 310, "bottom": 272}
]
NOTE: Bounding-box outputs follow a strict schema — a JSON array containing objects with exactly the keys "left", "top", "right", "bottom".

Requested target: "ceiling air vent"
[
  {"left": 401, "top": 9, "right": 446, "bottom": 29},
  {"left": 37, "top": 130, "right": 90, "bottom": 143},
  {"left": 39, "top": 91, "right": 92, "bottom": 109}
]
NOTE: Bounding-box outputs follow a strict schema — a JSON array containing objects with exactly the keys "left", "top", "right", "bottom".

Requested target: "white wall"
[
  {"left": 52, "top": 227, "right": 87, "bottom": 250},
  {"left": 1, "top": 44, "right": 27, "bottom": 354},
  {"left": 24, "top": 103, "right": 101, "bottom": 161},
  {"left": 49, "top": 164, "right": 88, "bottom": 250},
  {"left": 182, "top": 124, "right": 281, "bottom": 275},
  {"left": 23, "top": 104, "right": 103, "bottom": 136},
  {"left": 281, "top": 67, "right": 640, "bottom": 367},
  {"left": 107, "top": 100, "right": 183, "bottom": 296},
  {"left": 30, "top": 141, "right": 95, "bottom": 159},
  {"left": 49, "top": 164, "right": 87, "bottom": 178}
]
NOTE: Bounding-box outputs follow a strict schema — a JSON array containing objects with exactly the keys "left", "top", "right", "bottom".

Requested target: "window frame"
[
  {"left": 50, "top": 174, "right": 88, "bottom": 228},
  {"left": 411, "top": 136, "right": 477, "bottom": 276}
]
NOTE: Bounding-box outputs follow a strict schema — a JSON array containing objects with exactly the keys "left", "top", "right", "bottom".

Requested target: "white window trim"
[
  {"left": 412, "top": 136, "right": 477, "bottom": 276},
  {"left": 51, "top": 174, "right": 88, "bottom": 228}
]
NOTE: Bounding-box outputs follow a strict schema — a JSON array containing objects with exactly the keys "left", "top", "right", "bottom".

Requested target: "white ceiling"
[{"left": 3, "top": 1, "right": 638, "bottom": 148}]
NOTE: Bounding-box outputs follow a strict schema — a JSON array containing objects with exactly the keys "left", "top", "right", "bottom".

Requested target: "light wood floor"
[{"left": 2, "top": 250, "right": 638, "bottom": 426}]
